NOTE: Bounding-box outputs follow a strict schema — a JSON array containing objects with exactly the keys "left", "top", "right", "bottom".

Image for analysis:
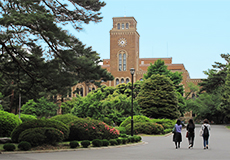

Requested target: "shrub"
[
  {"left": 18, "top": 141, "right": 31, "bottom": 151},
  {"left": 0, "top": 110, "right": 22, "bottom": 137},
  {"left": 109, "top": 139, "right": 118, "bottom": 146},
  {"left": 11, "top": 119, "right": 69, "bottom": 142},
  {"left": 69, "top": 141, "right": 79, "bottom": 148},
  {"left": 18, "top": 127, "right": 64, "bottom": 146},
  {"left": 120, "top": 115, "right": 150, "bottom": 128},
  {"left": 3, "top": 143, "right": 16, "bottom": 151},
  {"left": 121, "top": 138, "right": 128, "bottom": 144},
  {"left": 16, "top": 114, "right": 37, "bottom": 123},
  {"left": 125, "top": 122, "right": 164, "bottom": 135},
  {"left": 128, "top": 136, "right": 135, "bottom": 143},
  {"left": 81, "top": 140, "right": 91, "bottom": 148},
  {"left": 150, "top": 119, "right": 176, "bottom": 130},
  {"left": 119, "top": 133, "right": 128, "bottom": 138},
  {"left": 92, "top": 139, "right": 102, "bottom": 147},
  {"left": 133, "top": 135, "right": 142, "bottom": 142},
  {"left": 164, "top": 128, "right": 172, "bottom": 134},
  {"left": 102, "top": 139, "right": 109, "bottom": 146},
  {"left": 68, "top": 118, "right": 119, "bottom": 141},
  {"left": 49, "top": 114, "right": 79, "bottom": 125},
  {"left": 117, "top": 127, "right": 126, "bottom": 134},
  {"left": 116, "top": 138, "right": 122, "bottom": 145}
]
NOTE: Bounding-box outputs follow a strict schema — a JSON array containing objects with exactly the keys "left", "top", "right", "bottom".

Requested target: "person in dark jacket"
[
  {"left": 186, "top": 119, "right": 195, "bottom": 149},
  {"left": 173, "top": 119, "right": 182, "bottom": 149}
]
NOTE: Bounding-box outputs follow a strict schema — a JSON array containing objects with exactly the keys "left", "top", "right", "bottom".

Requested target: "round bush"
[
  {"left": 69, "top": 141, "right": 79, "bottom": 148},
  {"left": 11, "top": 119, "right": 69, "bottom": 142},
  {"left": 18, "top": 141, "right": 31, "bottom": 151},
  {"left": 3, "top": 143, "right": 16, "bottom": 151},
  {"left": 0, "top": 110, "right": 22, "bottom": 137},
  {"left": 92, "top": 139, "right": 102, "bottom": 147},
  {"left": 125, "top": 122, "right": 164, "bottom": 135},
  {"left": 109, "top": 139, "right": 118, "bottom": 146},
  {"left": 121, "top": 138, "right": 128, "bottom": 144},
  {"left": 119, "top": 133, "right": 128, "bottom": 138},
  {"left": 120, "top": 115, "right": 150, "bottom": 128},
  {"left": 116, "top": 138, "right": 122, "bottom": 145},
  {"left": 68, "top": 118, "right": 119, "bottom": 141},
  {"left": 128, "top": 136, "right": 135, "bottom": 143},
  {"left": 81, "top": 140, "right": 91, "bottom": 148},
  {"left": 102, "top": 139, "right": 109, "bottom": 146},
  {"left": 16, "top": 114, "right": 37, "bottom": 123},
  {"left": 49, "top": 114, "right": 79, "bottom": 125},
  {"left": 150, "top": 118, "right": 176, "bottom": 129},
  {"left": 18, "top": 127, "right": 64, "bottom": 146}
]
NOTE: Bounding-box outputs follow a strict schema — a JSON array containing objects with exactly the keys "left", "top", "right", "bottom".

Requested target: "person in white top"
[{"left": 200, "top": 119, "right": 211, "bottom": 149}]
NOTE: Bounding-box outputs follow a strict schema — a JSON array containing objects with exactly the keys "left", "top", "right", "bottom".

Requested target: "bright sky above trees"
[{"left": 71, "top": 0, "right": 230, "bottom": 79}]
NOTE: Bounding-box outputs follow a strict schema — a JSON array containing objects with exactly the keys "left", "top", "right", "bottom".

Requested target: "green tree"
[
  {"left": 137, "top": 74, "right": 180, "bottom": 119},
  {"left": 144, "top": 59, "right": 184, "bottom": 95},
  {"left": 21, "top": 97, "right": 58, "bottom": 118},
  {"left": 185, "top": 82, "right": 200, "bottom": 99}
]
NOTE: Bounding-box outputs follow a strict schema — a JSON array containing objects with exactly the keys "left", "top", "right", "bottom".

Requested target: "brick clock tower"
[{"left": 109, "top": 17, "right": 140, "bottom": 86}]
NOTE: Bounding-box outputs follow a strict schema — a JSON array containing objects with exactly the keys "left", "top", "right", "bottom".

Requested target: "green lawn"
[{"left": 226, "top": 126, "right": 230, "bottom": 129}]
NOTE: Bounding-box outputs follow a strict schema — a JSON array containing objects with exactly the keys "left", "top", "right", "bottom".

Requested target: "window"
[
  {"left": 80, "top": 88, "right": 83, "bottom": 97},
  {"left": 126, "top": 23, "right": 129, "bottom": 29},
  {"left": 122, "top": 23, "right": 124, "bottom": 29},
  {"left": 117, "top": 23, "right": 120, "bottom": 29},
  {"left": 119, "top": 54, "right": 122, "bottom": 71},
  {"left": 123, "top": 54, "right": 126, "bottom": 71},
  {"left": 89, "top": 87, "right": 91, "bottom": 93},
  {"left": 116, "top": 78, "right": 119, "bottom": 85},
  {"left": 92, "top": 87, "right": 95, "bottom": 91},
  {"left": 121, "top": 78, "right": 124, "bottom": 83},
  {"left": 126, "top": 78, "right": 129, "bottom": 83}
]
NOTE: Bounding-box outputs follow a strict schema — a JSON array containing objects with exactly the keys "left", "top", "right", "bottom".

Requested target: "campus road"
[{"left": 1, "top": 125, "right": 230, "bottom": 160}]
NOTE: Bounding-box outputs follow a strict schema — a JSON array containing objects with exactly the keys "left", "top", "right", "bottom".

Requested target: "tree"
[
  {"left": 185, "top": 82, "right": 200, "bottom": 99},
  {"left": 137, "top": 74, "right": 180, "bottom": 119},
  {"left": 21, "top": 97, "right": 58, "bottom": 118},
  {"left": 144, "top": 59, "right": 184, "bottom": 95},
  {"left": 0, "top": 0, "right": 113, "bottom": 111}
]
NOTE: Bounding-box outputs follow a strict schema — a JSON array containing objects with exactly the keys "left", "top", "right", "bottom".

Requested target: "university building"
[{"left": 71, "top": 17, "right": 201, "bottom": 98}]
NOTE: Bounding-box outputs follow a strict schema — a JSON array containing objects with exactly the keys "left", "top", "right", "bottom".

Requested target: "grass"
[{"left": 226, "top": 126, "right": 230, "bottom": 129}]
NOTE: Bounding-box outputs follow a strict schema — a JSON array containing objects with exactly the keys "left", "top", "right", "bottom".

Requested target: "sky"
[{"left": 71, "top": 0, "right": 230, "bottom": 79}]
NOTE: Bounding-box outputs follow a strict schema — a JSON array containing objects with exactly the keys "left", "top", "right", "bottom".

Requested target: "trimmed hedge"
[
  {"left": 49, "top": 114, "right": 79, "bottom": 125},
  {"left": 0, "top": 110, "right": 22, "bottom": 137},
  {"left": 69, "top": 141, "right": 79, "bottom": 148},
  {"left": 120, "top": 115, "right": 150, "bottom": 128},
  {"left": 3, "top": 143, "right": 16, "bottom": 151},
  {"left": 11, "top": 119, "right": 69, "bottom": 142},
  {"left": 125, "top": 122, "right": 164, "bottom": 135},
  {"left": 18, "top": 127, "right": 64, "bottom": 146},
  {"left": 92, "top": 139, "right": 102, "bottom": 147},
  {"left": 102, "top": 139, "right": 109, "bottom": 146},
  {"left": 109, "top": 139, "right": 118, "bottom": 145},
  {"left": 16, "top": 114, "right": 37, "bottom": 123},
  {"left": 68, "top": 118, "right": 119, "bottom": 141},
  {"left": 81, "top": 140, "right": 91, "bottom": 148},
  {"left": 18, "top": 141, "right": 31, "bottom": 151},
  {"left": 150, "top": 118, "right": 176, "bottom": 130}
]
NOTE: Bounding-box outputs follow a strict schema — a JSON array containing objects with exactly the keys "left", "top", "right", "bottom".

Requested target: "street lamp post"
[{"left": 130, "top": 68, "right": 135, "bottom": 136}]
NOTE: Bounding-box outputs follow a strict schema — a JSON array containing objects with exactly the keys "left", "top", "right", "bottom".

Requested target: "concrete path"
[{"left": 1, "top": 125, "right": 230, "bottom": 160}]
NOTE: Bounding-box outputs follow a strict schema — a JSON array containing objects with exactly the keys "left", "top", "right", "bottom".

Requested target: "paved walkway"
[{"left": 1, "top": 125, "right": 230, "bottom": 160}]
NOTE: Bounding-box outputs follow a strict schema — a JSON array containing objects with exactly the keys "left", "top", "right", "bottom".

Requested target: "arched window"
[
  {"left": 126, "top": 23, "right": 129, "bottom": 29},
  {"left": 121, "top": 78, "right": 124, "bottom": 83},
  {"left": 119, "top": 54, "right": 122, "bottom": 71},
  {"left": 80, "top": 88, "right": 83, "bottom": 97},
  {"left": 89, "top": 87, "right": 91, "bottom": 93},
  {"left": 117, "top": 23, "right": 120, "bottom": 29},
  {"left": 122, "top": 23, "right": 124, "bottom": 29},
  {"left": 92, "top": 87, "right": 95, "bottom": 91},
  {"left": 116, "top": 78, "right": 119, "bottom": 85},
  {"left": 123, "top": 53, "right": 126, "bottom": 71},
  {"left": 126, "top": 78, "right": 129, "bottom": 84}
]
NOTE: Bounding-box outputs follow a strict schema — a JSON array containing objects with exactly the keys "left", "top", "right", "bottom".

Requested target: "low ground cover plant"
[
  {"left": 69, "top": 141, "right": 79, "bottom": 148},
  {"left": 18, "top": 141, "right": 31, "bottom": 151},
  {"left": 81, "top": 140, "right": 91, "bottom": 148},
  {"left": 119, "top": 115, "right": 150, "bottom": 128},
  {"left": 92, "top": 139, "right": 102, "bottom": 147},
  {"left": 3, "top": 143, "right": 16, "bottom": 151}
]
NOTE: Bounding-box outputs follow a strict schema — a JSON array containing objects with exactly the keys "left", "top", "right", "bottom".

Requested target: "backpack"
[{"left": 203, "top": 125, "right": 209, "bottom": 137}]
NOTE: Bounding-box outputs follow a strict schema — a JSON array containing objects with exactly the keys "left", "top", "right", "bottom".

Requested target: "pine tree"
[{"left": 137, "top": 74, "right": 180, "bottom": 119}]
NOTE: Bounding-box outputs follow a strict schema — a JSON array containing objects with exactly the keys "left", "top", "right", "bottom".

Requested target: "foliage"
[
  {"left": 16, "top": 114, "right": 37, "bottom": 123},
  {"left": 69, "top": 141, "right": 79, "bottom": 148},
  {"left": 49, "top": 114, "right": 79, "bottom": 125},
  {"left": 3, "top": 143, "right": 16, "bottom": 151},
  {"left": 0, "top": 91, "right": 3, "bottom": 110},
  {"left": 137, "top": 74, "right": 180, "bottom": 119},
  {"left": 102, "top": 139, "right": 109, "bottom": 146},
  {"left": 18, "top": 141, "right": 31, "bottom": 151},
  {"left": 81, "top": 140, "right": 91, "bottom": 148},
  {"left": 116, "top": 138, "right": 122, "bottom": 145},
  {"left": 60, "top": 97, "right": 79, "bottom": 114},
  {"left": 117, "top": 127, "right": 126, "bottom": 134},
  {"left": 11, "top": 119, "right": 69, "bottom": 142},
  {"left": 0, "top": 110, "right": 22, "bottom": 137},
  {"left": 119, "top": 115, "right": 150, "bottom": 128},
  {"left": 109, "top": 139, "right": 118, "bottom": 145},
  {"left": 125, "top": 122, "right": 164, "bottom": 135},
  {"left": 92, "top": 139, "right": 103, "bottom": 147},
  {"left": 185, "top": 82, "right": 200, "bottom": 99},
  {"left": 68, "top": 118, "right": 119, "bottom": 141},
  {"left": 0, "top": 0, "right": 113, "bottom": 113},
  {"left": 128, "top": 136, "right": 135, "bottom": 143},
  {"left": 150, "top": 119, "right": 176, "bottom": 130},
  {"left": 143, "top": 59, "right": 184, "bottom": 95},
  {"left": 21, "top": 97, "right": 58, "bottom": 118},
  {"left": 18, "top": 127, "right": 64, "bottom": 146}
]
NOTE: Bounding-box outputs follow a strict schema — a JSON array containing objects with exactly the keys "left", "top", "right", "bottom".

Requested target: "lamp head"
[{"left": 130, "top": 68, "right": 135, "bottom": 75}]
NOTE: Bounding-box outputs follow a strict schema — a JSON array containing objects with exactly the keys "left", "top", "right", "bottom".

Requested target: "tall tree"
[{"left": 137, "top": 74, "right": 180, "bottom": 119}]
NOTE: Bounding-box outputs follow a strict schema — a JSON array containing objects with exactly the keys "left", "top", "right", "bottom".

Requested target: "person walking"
[
  {"left": 200, "top": 119, "right": 211, "bottom": 149},
  {"left": 186, "top": 119, "right": 195, "bottom": 149},
  {"left": 173, "top": 119, "right": 182, "bottom": 149}
]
